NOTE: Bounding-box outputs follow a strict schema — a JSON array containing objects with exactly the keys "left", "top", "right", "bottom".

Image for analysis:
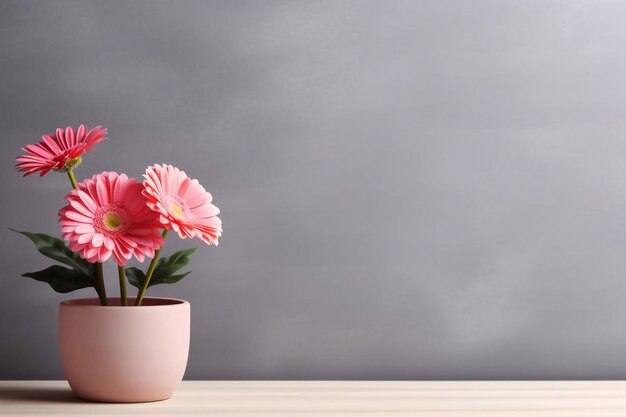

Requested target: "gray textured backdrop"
[{"left": 2, "top": 0, "right": 626, "bottom": 380}]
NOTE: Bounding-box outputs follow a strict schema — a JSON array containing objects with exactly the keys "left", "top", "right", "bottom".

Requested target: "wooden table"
[{"left": 3, "top": 381, "right": 626, "bottom": 416}]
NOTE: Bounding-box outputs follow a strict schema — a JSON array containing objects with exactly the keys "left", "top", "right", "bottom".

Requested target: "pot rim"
[{"left": 60, "top": 297, "right": 189, "bottom": 308}]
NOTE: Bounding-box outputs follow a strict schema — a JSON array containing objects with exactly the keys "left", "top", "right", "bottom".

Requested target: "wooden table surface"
[{"left": 3, "top": 380, "right": 626, "bottom": 416}]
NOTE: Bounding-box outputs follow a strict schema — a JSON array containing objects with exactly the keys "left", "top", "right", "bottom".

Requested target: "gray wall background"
[{"left": 2, "top": 0, "right": 626, "bottom": 380}]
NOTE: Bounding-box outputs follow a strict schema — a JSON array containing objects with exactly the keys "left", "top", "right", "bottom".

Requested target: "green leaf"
[
  {"left": 154, "top": 270, "right": 192, "bottom": 285},
  {"left": 11, "top": 229, "right": 97, "bottom": 294},
  {"left": 152, "top": 248, "right": 196, "bottom": 279},
  {"left": 23, "top": 265, "right": 94, "bottom": 293},
  {"left": 127, "top": 248, "right": 196, "bottom": 289},
  {"left": 125, "top": 267, "right": 146, "bottom": 289},
  {"left": 10, "top": 229, "right": 94, "bottom": 276}
]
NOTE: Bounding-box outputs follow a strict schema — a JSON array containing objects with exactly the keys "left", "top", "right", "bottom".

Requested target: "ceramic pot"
[{"left": 58, "top": 297, "right": 190, "bottom": 403}]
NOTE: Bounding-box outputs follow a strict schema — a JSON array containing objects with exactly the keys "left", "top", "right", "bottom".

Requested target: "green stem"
[
  {"left": 118, "top": 265, "right": 127, "bottom": 306},
  {"left": 67, "top": 170, "right": 78, "bottom": 189},
  {"left": 96, "top": 263, "right": 107, "bottom": 306},
  {"left": 135, "top": 230, "right": 169, "bottom": 306}
]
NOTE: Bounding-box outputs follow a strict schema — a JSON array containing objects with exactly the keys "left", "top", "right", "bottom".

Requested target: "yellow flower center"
[
  {"left": 170, "top": 202, "right": 186, "bottom": 218},
  {"left": 93, "top": 204, "right": 130, "bottom": 237},
  {"left": 103, "top": 212, "right": 123, "bottom": 229}
]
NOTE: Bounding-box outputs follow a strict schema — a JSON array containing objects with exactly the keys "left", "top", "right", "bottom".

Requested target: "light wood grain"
[{"left": 3, "top": 381, "right": 626, "bottom": 416}]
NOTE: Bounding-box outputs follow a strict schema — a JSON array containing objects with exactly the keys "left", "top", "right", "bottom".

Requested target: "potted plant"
[{"left": 13, "top": 125, "right": 222, "bottom": 402}]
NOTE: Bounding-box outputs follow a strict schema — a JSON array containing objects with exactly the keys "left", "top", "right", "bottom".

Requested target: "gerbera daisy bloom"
[
  {"left": 16, "top": 124, "right": 107, "bottom": 176},
  {"left": 59, "top": 172, "right": 164, "bottom": 266},
  {"left": 143, "top": 164, "right": 222, "bottom": 245}
]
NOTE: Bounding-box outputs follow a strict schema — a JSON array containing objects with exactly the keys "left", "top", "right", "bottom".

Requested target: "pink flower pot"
[{"left": 59, "top": 297, "right": 190, "bottom": 403}]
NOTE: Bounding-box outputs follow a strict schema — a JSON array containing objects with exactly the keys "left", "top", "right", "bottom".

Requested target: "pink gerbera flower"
[
  {"left": 59, "top": 172, "right": 164, "bottom": 265},
  {"left": 143, "top": 164, "right": 222, "bottom": 245},
  {"left": 16, "top": 125, "right": 107, "bottom": 176}
]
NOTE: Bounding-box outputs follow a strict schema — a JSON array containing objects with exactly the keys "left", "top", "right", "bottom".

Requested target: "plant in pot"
[{"left": 13, "top": 125, "right": 222, "bottom": 403}]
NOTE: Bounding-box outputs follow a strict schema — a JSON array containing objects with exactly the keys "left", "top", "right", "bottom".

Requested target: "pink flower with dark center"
[
  {"left": 143, "top": 164, "right": 222, "bottom": 245},
  {"left": 16, "top": 125, "right": 107, "bottom": 176},
  {"left": 59, "top": 172, "right": 164, "bottom": 265}
]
